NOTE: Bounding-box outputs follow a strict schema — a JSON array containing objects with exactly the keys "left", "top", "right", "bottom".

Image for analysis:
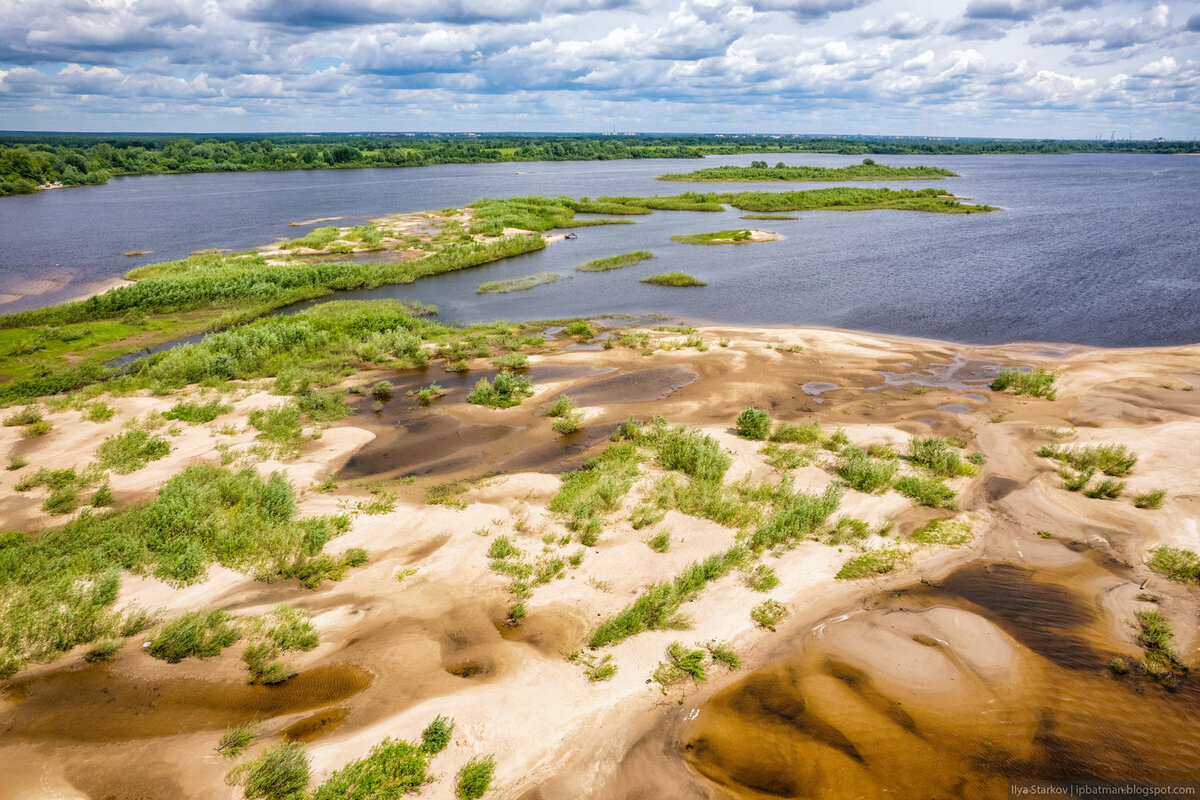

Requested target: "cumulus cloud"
[{"left": 0, "top": 0, "right": 1194, "bottom": 136}]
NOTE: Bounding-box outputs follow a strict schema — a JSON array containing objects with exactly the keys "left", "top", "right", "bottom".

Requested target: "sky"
[{"left": 0, "top": 0, "right": 1197, "bottom": 138}]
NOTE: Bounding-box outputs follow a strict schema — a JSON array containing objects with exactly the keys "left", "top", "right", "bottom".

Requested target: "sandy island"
[{"left": 1, "top": 323, "right": 1199, "bottom": 799}]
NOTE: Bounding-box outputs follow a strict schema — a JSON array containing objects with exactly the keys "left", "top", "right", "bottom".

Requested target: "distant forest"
[{"left": 1, "top": 132, "right": 1195, "bottom": 196}]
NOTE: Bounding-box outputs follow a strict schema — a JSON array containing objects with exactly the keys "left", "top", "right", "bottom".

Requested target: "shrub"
[
  {"left": 249, "top": 404, "right": 304, "bottom": 456},
  {"left": 835, "top": 548, "right": 907, "bottom": 579},
  {"left": 770, "top": 420, "right": 821, "bottom": 444},
  {"left": 1133, "top": 489, "right": 1166, "bottom": 509},
  {"left": 456, "top": 755, "right": 496, "bottom": 800},
  {"left": 1107, "top": 656, "right": 1131, "bottom": 675},
  {"left": 1147, "top": 546, "right": 1200, "bottom": 583},
  {"left": 3, "top": 405, "right": 42, "bottom": 426},
  {"left": 312, "top": 738, "right": 429, "bottom": 800},
  {"left": 642, "top": 423, "right": 730, "bottom": 482},
  {"left": 465, "top": 371, "right": 533, "bottom": 408},
  {"left": 564, "top": 320, "right": 595, "bottom": 338},
  {"left": 906, "top": 436, "right": 974, "bottom": 477},
  {"left": 543, "top": 394, "right": 577, "bottom": 418},
  {"left": 549, "top": 443, "right": 640, "bottom": 532},
  {"left": 421, "top": 715, "right": 455, "bottom": 755},
  {"left": 1039, "top": 443, "right": 1137, "bottom": 477},
  {"left": 229, "top": 742, "right": 310, "bottom": 800},
  {"left": 85, "top": 401, "right": 115, "bottom": 422},
  {"left": 648, "top": 530, "right": 671, "bottom": 553},
  {"left": 24, "top": 419, "right": 52, "bottom": 436},
  {"left": 706, "top": 641, "right": 740, "bottom": 670},
  {"left": 95, "top": 430, "right": 171, "bottom": 474},
  {"left": 487, "top": 536, "right": 520, "bottom": 560},
  {"left": 751, "top": 599, "right": 787, "bottom": 631},
  {"left": 894, "top": 475, "right": 957, "bottom": 509},
  {"left": 910, "top": 517, "right": 972, "bottom": 546},
  {"left": 992, "top": 367, "right": 1056, "bottom": 399},
  {"left": 7, "top": 455, "right": 28, "bottom": 470},
  {"left": 218, "top": 722, "right": 259, "bottom": 757},
  {"left": 1084, "top": 478, "right": 1125, "bottom": 499},
  {"left": 163, "top": 399, "right": 232, "bottom": 423},
  {"left": 749, "top": 484, "right": 842, "bottom": 551},
  {"left": 413, "top": 383, "right": 446, "bottom": 406},
  {"left": 735, "top": 407, "right": 771, "bottom": 440},
  {"left": 43, "top": 486, "right": 79, "bottom": 515},
  {"left": 148, "top": 609, "right": 241, "bottom": 662},
  {"left": 551, "top": 415, "right": 580, "bottom": 434},
  {"left": 82, "top": 638, "right": 121, "bottom": 662},
  {"left": 744, "top": 564, "right": 779, "bottom": 592},
  {"left": 492, "top": 352, "right": 528, "bottom": 371},
  {"left": 653, "top": 641, "right": 707, "bottom": 685},
  {"left": 834, "top": 446, "right": 896, "bottom": 493}
]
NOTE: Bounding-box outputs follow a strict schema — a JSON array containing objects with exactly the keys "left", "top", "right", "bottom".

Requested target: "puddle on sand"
[
  {"left": 937, "top": 403, "right": 973, "bottom": 414},
  {"left": 281, "top": 707, "right": 350, "bottom": 742},
  {"left": 985, "top": 475, "right": 1020, "bottom": 501},
  {"left": 964, "top": 392, "right": 989, "bottom": 402},
  {"left": 877, "top": 353, "right": 1004, "bottom": 390},
  {"left": 676, "top": 560, "right": 1200, "bottom": 799},
  {"left": 801, "top": 381, "right": 838, "bottom": 397},
  {"left": 566, "top": 366, "right": 698, "bottom": 406},
  {"left": 0, "top": 664, "right": 373, "bottom": 742}
]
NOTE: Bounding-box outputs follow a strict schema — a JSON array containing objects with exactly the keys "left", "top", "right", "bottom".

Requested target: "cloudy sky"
[{"left": 1, "top": 0, "right": 1197, "bottom": 137}]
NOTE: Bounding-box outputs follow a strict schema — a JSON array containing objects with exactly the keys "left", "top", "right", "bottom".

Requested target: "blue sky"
[{"left": 1, "top": 0, "right": 1197, "bottom": 137}]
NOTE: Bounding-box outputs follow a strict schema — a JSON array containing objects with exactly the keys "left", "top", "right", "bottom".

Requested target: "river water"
[{"left": 1, "top": 153, "right": 1197, "bottom": 346}]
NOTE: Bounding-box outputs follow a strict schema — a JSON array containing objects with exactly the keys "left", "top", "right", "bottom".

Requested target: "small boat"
[{"left": 564, "top": 233, "right": 578, "bottom": 240}]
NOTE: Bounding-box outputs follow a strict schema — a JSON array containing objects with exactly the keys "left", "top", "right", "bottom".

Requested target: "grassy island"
[
  {"left": 641, "top": 273, "right": 706, "bottom": 287},
  {"left": 656, "top": 158, "right": 958, "bottom": 182},
  {"left": 740, "top": 214, "right": 798, "bottom": 221},
  {"left": 574, "top": 251, "right": 655, "bottom": 272},
  {"left": 671, "top": 229, "right": 776, "bottom": 245},
  {"left": 477, "top": 272, "right": 565, "bottom": 294}
]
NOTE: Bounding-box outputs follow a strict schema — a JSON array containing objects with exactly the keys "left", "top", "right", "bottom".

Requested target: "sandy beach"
[{"left": 1, "top": 322, "right": 1198, "bottom": 799}]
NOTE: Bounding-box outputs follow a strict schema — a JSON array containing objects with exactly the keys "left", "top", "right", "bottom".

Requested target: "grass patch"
[
  {"left": 835, "top": 548, "right": 908, "bottom": 579},
  {"left": 735, "top": 407, "right": 771, "bottom": 440},
  {"left": 834, "top": 446, "right": 897, "bottom": 493},
  {"left": 1038, "top": 443, "right": 1137, "bottom": 476},
  {"left": 910, "top": 517, "right": 972, "bottom": 546},
  {"left": 476, "top": 272, "right": 564, "bottom": 294},
  {"left": 770, "top": 420, "right": 822, "bottom": 444},
  {"left": 311, "top": 738, "right": 430, "bottom": 799},
  {"left": 671, "top": 229, "right": 760, "bottom": 245},
  {"left": 1084, "top": 477, "right": 1125, "bottom": 499},
  {"left": 894, "top": 475, "right": 958, "bottom": 509},
  {"left": 421, "top": 715, "right": 455, "bottom": 755},
  {"left": 628, "top": 419, "right": 730, "bottom": 482},
  {"left": 648, "top": 530, "right": 671, "bottom": 553},
  {"left": 749, "top": 484, "right": 842, "bottom": 551},
  {"left": 657, "top": 161, "right": 958, "bottom": 182},
  {"left": 574, "top": 251, "right": 654, "bottom": 272},
  {"left": 590, "top": 545, "right": 747, "bottom": 647},
  {"left": 228, "top": 741, "right": 310, "bottom": 800},
  {"left": 1133, "top": 489, "right": 1167, "bottom": 509},
  {"left": 84, "top": 401, "right": 115, "bottom": 422},
  {"left": 906, "top": 436, "right": 976, "bottom": 478},
  {"left": 743, "top": 564, "right": 779, "bottom": 592},
  {"left": 992, "top": 367, "right": 1056, "bottom": 399},
  {"left": 148, "top": 608, "right": 241, "bottom": 662},
  {"left": 466, "top": 371, "right": 533, "bottom": 408},
  {"left": 549, "top": 443, "right": 641, "bottom": 534},
  {"left": 249, "top": 404, "right": 304, "bottom": 457},
  {"left": 760, "top": 443, "right": 813, "bottom": 470},
  {"left": 543, "top": 394, "right": 577, "bottom": 418},
  {"left": 740, "top": 214, "right": 798, "bottom": 220},
  {"left": 163, "top": 398, "right": 233, "bottom": 423},
  {"left": 219, "top": 722, "right": 259, "bottom": 757},
  {"left": 652, "top": 641, "right": 707, "bottom": 686},
  {"left": 456, "top": 755, "right": 496, "bottom": 800},
  {"left": 1147, "top": 546, "right": 1200, "bottom": 583},
  {"left": 641, "top": 272, "right": 706, "bottom": 287},
  {"left": 751, "top": 599, "right": 787, "bottom": 631},
  {"left": 95, "top": 430, "right": 171, "bottom": 474}
]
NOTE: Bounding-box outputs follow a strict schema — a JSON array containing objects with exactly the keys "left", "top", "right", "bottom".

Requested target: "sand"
[{"left": 1, "top": 323, "right": 1199, "bottom": 799}]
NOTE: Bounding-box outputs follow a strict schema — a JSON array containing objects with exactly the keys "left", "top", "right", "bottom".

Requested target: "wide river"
[{"left": 1, "top": 152, "right": 1197, "bottom": 347}]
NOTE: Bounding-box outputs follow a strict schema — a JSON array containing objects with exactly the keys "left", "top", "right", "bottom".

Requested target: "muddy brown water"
[
  {"left": 0, "top": 664, "right": 372, "bottom": 742},
  {"left": 676, "top": 559, "right": 1200, "bottom": 799}
]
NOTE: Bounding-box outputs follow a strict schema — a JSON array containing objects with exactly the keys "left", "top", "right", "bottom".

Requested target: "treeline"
[{"left": 1, "top": 132, "right": 1195, "bottom": 196}]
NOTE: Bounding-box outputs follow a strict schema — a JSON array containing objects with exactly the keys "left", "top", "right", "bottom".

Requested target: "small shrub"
[
  {"left": 95, "top": 430, "right": 171, "bottom": 474},
  {"left": 249, "top": 404, "right": 304, "bottom": 457},
  {"left": 834, "top": 446, "right": 897, "bottom": 493},
  {"left": 744, "top": 564, "right": 779, "bottom": 592},
  {"left": 1133, "top": 489, "right": 1166, "bottom": 509},
  {"left": 1060, "top": 466, "right": 1096, "bottom": 492},
  {"left": 421, "top": 714, "right": 454, "bottom": 755},
  {"left": 564, "top": 320, "right": 595, "bottom": 338},
  {"left": 493, "top": 352, "right": 528, "bottom": 371},
  {"left": 1040, "top": 443, "right": 1137, "bottom": 477},
  {"left": 544, "top": 394, "right": 578, "bottom": 418},
  {"left": 1084, "top": 478, "right": 1125, "bottom": 499},
  {"left": 751, "top": 599, "right": 787, "bottom": 631},
  {"left": 24, "top": 419, "right": 52, "bottom": 437},
  {"left": 163, "top": 399, "right": 232, "bottom": 424},
  {"left": 648, "top": 530, "right": 671, "bottom": 553},
  {"left": 219, "top": 722, "right": 259, "bottom": 756},
  {"left": 706, "top": 641, "right": 740, "bottom": 670},
  {"left": 369, "top": 381, "right": 393, "bottom": 402},
  {"left": 85, "top": 401, "right": 115, "bottom": 422},
  {"left": 835, "top": 548, "right": 907, "bottom": 579},
  {"left": 43, "top": 486, "right": 79, "bottom": 515},
  {"left": 1107, "top": 657, "right": 1131, "bottom": 675},
  {"left": 1147, "top": 546, "right": 1200, "bottom": 583},
  {"left": 148, "top": 609, "right": 241, "bottom": 663},
  {"left": 770, "top": 420, "right": 821, "bottom": 444},
  {"left": 456, "top": 755, "right": 496, "bottom": 800},
  {"left": 83, "top": 638, "right": 121, "bottom": 662},
  {"left": 653, "top": 641, "right": 708, "bottom": 686},
  {"left": 466, "top": 371, "right": 534, "bottom": 409},
  {"left": 552, "top": 414, "right": 581, "bottom": 434},
  {"left": 413, "top": 383, "right": 446, "bottom": 406},
  {"left": 907, "top": 436, "right": 975, "bottom": 478},
  {"left": 488, "top": 536, "right": 519, "bottom": 560},
  {"left": 910, "top": 517, "right": 972, "bottom": 546},
  {"left": 4, "top": 405, "right": 42, "bottom": 427},
  {"left": 894, "top": 475, "right": 957, "bottom": 509},
  {"left": 735, "top": 407, "right": 772, "bottom": 440},
  {"left": 992, "top": 367, "right": 1056, "bottom": 399},
  {"left": 228, "top": 741, "right": 310, "bottom": 800},
  {"left": 7, "top": 455, "right": 28, "bottom": 471}
]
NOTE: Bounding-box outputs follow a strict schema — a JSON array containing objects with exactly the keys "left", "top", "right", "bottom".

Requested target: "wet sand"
[{"left": 2, "top": 323, "right": 1199, "bottom": 799}]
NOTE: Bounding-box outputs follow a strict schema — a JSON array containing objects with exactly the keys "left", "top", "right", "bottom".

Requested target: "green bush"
[
  {"left": 148, "top": 609, "right": 241, "bottom": 662},
  {"left": 543, "top": 394, "right": 577, "bottom": 418},
  {"left": 641, "top": 272, "right": 706, "bottom": 287},
  {"left": 992, "top": 367, "right": 1056, "bottom": 399},
  {"left": 456, "top": 755, "right": 496, "bottom": 800},
  {"left": 3, "top": 405, "right": 42, "bottom": 426},
  {"left": 229, "top": 742, "right": 311, "bottom": 800},
  {"left": 834, "top": 446, "right": 896, "bottom": 493},
  {"left": 465, "top": 371, "right": 533, "bottom": 408},
  {"left": 1147, "top": 546, "right": 1200, "bottom": 583},
  {"left": 648, "top": 530, "right": 671, "bottom": 553},
  {"left": 95, "top": 430, "right": 171, "bottom": 474},
  {"left": 1038, "top": 443, "right": 1137, "bottom": 476},
  {"left": 218, "top": 722, "right": 259, "bottom": 757},
  {"left": 751, "top": 599, "right": 787, "bottom": 631},
  {"left": 85, "top": 401, "right": 115, "bottom": 422},
  {"left": 311, "top": 737, "right": 429, "bottom": 799},
  {"left": 163, "top": 398, "right": 233, "bottom": 423},
  {"left": 421, "top": 715, "right": 455, "bottom": 755},
  {"left": 735, "top": 407, "right": 771, "bottom": 440},
  {"left": 549, "top": 443, "right": 641, "bottom": 532},
  {"left": 906, "top": 436, "right": 975, "bottom": 477},
  {"left": 835, "top": 548, "right": 907, "bottom": 579},
  {"left": 743, "top": 564, "right": 779, "bottom": 592},
  {"left": 653, "top": 641, "right": 707, "bottom": 685},
  {"left": 894, "top": 475, "right": 957, "bottom": 509},
  {"left": 1133, "top": 489, "right": 1166, "bottom": 509},
  {"left": 249, "top": 404, "right": 304, "bottom": 457},
  {"left": 770, "top": 420, "right": 821, "bottom": 444},
  {"left": 82, "top": 638, "right": 121, "bottom": 662}
]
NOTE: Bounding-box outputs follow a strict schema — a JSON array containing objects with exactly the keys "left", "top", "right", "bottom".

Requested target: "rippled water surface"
[{"left": 2, "top": 153, "right": 1198, "bottom": 345}]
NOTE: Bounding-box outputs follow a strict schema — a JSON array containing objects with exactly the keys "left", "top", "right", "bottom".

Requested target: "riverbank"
[{"left": 2, "top": 320, "right": 1197, "bottom": 799}]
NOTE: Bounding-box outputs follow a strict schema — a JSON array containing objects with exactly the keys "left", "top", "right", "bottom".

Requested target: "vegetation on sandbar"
[
  {"left": 740, "top": 214, "right": 798, "bottom": 220},
  {"left": 574, "top": 251, "right": 655, "bottom": 272},
  {"left": 671, "top": 229, "right": 767, "bottom": 245},
  {"left": 641, "top": 273, "right": 706, "bottom": 287},
  {"left": 656, "top": 159, "right": 958, "bottom": 182},
  {"left": 476, "top": 272, "right": 564, "bottom": 294},
  {"left": 992, "top": 367, "right": 1057, "bottom": 399}
]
